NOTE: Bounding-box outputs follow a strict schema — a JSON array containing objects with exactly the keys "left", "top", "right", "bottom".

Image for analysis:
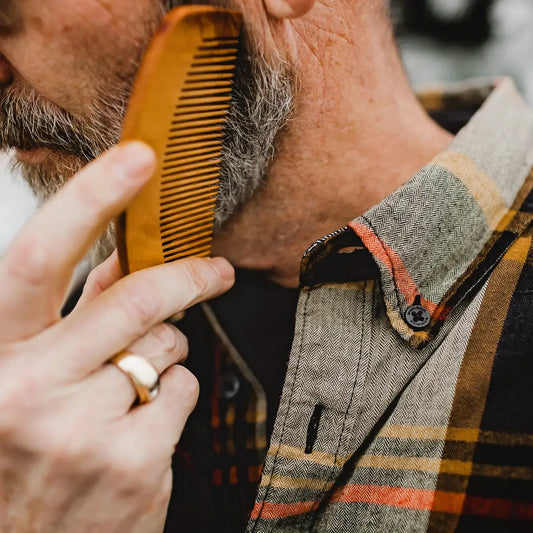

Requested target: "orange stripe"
[
  {"left": 333, "top": 485, "right": 533, "bottom": 519},
  {"left": 331, "top": 484, "right": 437, "bottom": 510},
  {"left": 251, "top": 485, "right": 533, "bottom": 521},
  {"left": 349, "top": 221, "right": 437, "bottom": 314}
]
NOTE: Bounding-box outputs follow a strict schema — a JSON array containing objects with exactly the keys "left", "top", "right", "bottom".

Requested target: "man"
[{"left": 0, "top": 1, "right": 531, "bottom": 532}]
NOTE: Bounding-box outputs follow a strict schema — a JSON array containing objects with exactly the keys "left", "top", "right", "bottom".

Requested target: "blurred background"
[
  {"left": 1, "top": 0, "right": 533, "bottom": 255},
  {"left": 394, "top": 0, "right": 533, "bottom": 103}
]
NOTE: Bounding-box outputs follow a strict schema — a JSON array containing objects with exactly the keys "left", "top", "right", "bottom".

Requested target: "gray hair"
[{"left": 160, "top": 0, "right": 296, "bottom": 227}]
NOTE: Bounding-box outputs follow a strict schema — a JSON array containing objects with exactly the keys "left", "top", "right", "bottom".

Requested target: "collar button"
[{"left": 405, "top": 305, "right": 431, "bottom": 330}]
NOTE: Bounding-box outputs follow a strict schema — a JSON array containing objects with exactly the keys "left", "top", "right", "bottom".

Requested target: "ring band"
[{"left": 109, "top": 351, "right": 160, "bottom": 405}]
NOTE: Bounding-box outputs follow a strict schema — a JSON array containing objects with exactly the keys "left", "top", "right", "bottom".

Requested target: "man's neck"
[{"left": 212, "top": 5, "right": 453, "bottom": 288}]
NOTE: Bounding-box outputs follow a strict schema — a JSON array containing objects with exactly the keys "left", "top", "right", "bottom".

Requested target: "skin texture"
[
  {"left": 0, "top": 1, "right": 158, "bottom": 203},
  {"left": 0, "top": 0, "right": 452, "bottom": 288},
  {"left": 212, "top": 1, "right": 453, "bottom": 287},
  {"left": 0, "top": 0, "right": 453, "bottom": 531},
  {"left": 0, "top": 140, "right": 235, "bottom": 533}
]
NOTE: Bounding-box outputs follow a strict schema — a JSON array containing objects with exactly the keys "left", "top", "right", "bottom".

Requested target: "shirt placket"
[{"left": 249, "top": 276, "right": 376, "bottom": 532}]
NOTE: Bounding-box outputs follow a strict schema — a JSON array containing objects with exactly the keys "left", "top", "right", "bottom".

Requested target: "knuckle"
[
  {"left": 2, "top": 414, "right": 83, "bottom": 466},
  {"left": 105, "top": 446, "right": 157, "bottom": 492},
  {"left": 3, "top": 235, "right": 52, "bottom": 287},
  {"left": 109, "top": 449, "right": 144, "bottom": 477},
  {"left": 0, "top": 392, "right": 21, "bottom": 438},
  {"left": 83, "top": 267, "right": 105, "bottom": 295},
  {"left": 0, "top": 363, "right": 40, "bottom": 438},
  {"left": 121, "top": 276, "right": 161, "bottom": 328},
  {"left": 42, "top": 431, "right": 87, "bottom": 467},
  {"left": 183, "top": 260, "right": 211, "bottom": 297},
  {"left": 43, "top": 429, "right": 116, "bottom": 480},
  {"left": 152, "top": 323, "right": 179, "bottom": 354}
]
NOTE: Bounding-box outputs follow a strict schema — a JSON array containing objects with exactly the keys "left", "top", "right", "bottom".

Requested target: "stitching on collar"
[{"left": 349, "top": 79, "right": 533, "bottom": 346}]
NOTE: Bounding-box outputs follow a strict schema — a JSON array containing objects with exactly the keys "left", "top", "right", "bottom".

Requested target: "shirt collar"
[{"left": 302, "top": 78, "right": 533, "bottom": 347}]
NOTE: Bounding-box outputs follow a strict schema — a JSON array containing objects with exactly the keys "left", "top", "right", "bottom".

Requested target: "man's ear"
[{"left": 263, "top": 0, "right": 317, "bottom": 19}]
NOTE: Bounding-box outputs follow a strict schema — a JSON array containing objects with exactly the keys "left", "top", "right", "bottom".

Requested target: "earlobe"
[{"left": 263, "top": 0, "right": 316, "bottom": 19}]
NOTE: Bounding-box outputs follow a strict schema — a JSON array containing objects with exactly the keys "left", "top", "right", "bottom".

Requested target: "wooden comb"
[{"left": 116, "top": 6, "right": 242, "bottom": 274}]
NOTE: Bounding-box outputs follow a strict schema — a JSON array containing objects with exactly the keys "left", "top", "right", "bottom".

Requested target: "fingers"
[
  {"left": 0, "top": 142, "right": 156, "bottom": 343},
  {"left": 127, "top": 322, "right": 189, "bottom": 364},
  {"left": 76, "top": 251, "right": 122, "bottom": 309},
  {"left": 126, "top": 365, "right": 199, "bottom": 450},
  {"left": 43, "top": 256, "right": 234, "bottom": 378},
  {"left": 83, "top": 323, "right": 189, "bottom": 416}
]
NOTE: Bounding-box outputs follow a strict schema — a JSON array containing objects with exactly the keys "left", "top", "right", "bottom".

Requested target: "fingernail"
[
  {"left": 209, "top": 257, "right": 235, "bottom": 281},
  {"left": 114, "top": 141, "right": 156, "bottom": 178}
]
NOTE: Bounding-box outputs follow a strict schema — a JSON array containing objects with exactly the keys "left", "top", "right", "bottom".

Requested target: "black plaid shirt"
[{"left": 164, "top": 78, "right": 533, "bottom": 532}]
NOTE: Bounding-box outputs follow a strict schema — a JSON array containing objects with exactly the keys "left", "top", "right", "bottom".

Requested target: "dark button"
[
  {"left": 219, "top": 372, "right": 240, "bottom": 400},
  {"left": 405, "top": 305, "right": 431, "bottom": 330}
]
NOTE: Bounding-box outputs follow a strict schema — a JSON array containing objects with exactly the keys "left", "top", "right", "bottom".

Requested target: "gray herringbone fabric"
[{"left": 247, "top": 78, "right": 533, "bottom": 532}]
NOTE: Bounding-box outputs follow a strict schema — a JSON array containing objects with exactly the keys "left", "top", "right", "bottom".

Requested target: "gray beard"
[
  {"left": 0, "top": 12, "right": 295, "bottom": 265},
  {"left": 214, "top": 40, "right": 295, "bottom": 227}
]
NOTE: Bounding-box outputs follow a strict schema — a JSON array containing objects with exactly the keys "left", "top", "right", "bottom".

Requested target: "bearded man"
[{"left": 0, "top": 1, "right": 532, "bottom": 532}]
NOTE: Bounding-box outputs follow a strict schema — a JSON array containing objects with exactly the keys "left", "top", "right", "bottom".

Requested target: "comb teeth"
[{"left": 160, "top": 36, "right": 239, "bottom": 263}]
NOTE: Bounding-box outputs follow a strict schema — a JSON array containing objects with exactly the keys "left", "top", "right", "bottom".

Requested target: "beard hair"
[
  {"left": 215, "top": 41, "right": 295, "bottom": 227},
  {"left": 1, "top": 85, "right": 129, "bottom": 202},
  {"left": 0, "top": 4, "right": 295, "bottom": 266}
]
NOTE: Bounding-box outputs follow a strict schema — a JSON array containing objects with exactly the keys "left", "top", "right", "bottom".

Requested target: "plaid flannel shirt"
[
  {"left": 246, "top": 77, "right": 533, "bottom": 532},
  {"left": 164, "top": 77, "right": 533, "bottom": 533}
]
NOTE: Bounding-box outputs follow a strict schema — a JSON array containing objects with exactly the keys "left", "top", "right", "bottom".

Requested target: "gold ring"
[{"left": 109, "top": 351, "right": 160, "bottom": 405}]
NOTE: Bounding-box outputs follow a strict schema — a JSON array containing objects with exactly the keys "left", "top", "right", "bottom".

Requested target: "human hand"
[{"left": 0, "top": 142, "right": 234, "bottom": 533}]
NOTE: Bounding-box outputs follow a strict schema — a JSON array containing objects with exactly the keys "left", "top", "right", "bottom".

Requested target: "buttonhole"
[
  {"left": 413, "top": 294, "right": 422, "bottom": 306},
  {"left": 305, "top": 405, "right": 324, "bottom": 454}
]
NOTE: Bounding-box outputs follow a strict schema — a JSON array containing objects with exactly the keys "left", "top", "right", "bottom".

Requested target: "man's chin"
[{"left": 12, "top": 150, "right": 86, "bottom": 204}]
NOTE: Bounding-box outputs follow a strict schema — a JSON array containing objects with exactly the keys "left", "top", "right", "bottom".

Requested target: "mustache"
[{"left": 0, "top": 85, "right": 126, "bottom": 161}]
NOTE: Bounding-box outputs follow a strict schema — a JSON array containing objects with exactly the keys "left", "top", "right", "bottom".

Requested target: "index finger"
[
  {"left": 0, "top": 142, "right": 155, "bottom": 343},
  {"left": 44, "top": 255, "right": 234, "bottom": 378}
]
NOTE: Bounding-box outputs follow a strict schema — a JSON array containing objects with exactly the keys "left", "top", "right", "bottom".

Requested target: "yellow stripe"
[
  {"left": 446, "top": 427, "right": 480, "bottom": 442},
  {"left": 357, "top": 455, "right": 473, "bottom": 476},
  {"left": 260, "top": 474, "right": 334, "bottom": 490},
  {"left": 432, "top": 152, "right": 508, "bottom": 230},
  {"left": 356, "top": 455, "right": 533, "bottom": 480},
  {"left": 259, "top": 460, "right": 533, "bottom": 492},
  {"left": 379, "top": 425, "right": 479, "bottom": 442},
  {"left": 473, "top": 464, "right": 533, "bottom": 480},
  {"left": 358, "top": 454, "right": 440, "bottom": 472},
  {"left": 481, "top": 430, "right": 533, "bottom": 447},
  {"left": 267, "top": 444, "right": 350, "bottom": 468},
  {"left": 504, "top": 234, "right": 532, "bottom": 263},
  {"left": 380, "top": 425, "right": 533, "bottom": 448},
  {"left": 495, "top": 209, "right": 517, "bottom": 232}
]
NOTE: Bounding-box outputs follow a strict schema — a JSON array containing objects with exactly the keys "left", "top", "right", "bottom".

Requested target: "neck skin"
[{"left": 211, "top": 4, "right": 453, "bottom": 288}]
